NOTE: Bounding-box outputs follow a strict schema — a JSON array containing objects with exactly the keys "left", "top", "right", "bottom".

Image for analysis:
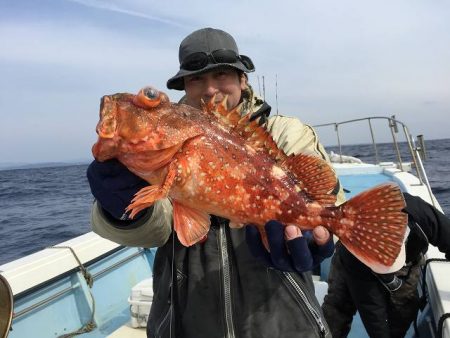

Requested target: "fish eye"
[
  {"left": 143, "top": 87, "right": 159, "bottom": 100},
  {"left": 133, "top": 86, "right": 163, "bottom": 108}
]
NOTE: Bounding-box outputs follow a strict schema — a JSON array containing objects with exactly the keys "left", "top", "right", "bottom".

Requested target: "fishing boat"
[{"left": 1, "top": 116, "right": 448, "bottom": 338}]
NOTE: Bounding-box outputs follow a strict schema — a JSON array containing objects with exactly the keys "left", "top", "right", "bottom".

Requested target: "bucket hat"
[{"left": 167, "top": 28, "right": 255, "bottom": 90}]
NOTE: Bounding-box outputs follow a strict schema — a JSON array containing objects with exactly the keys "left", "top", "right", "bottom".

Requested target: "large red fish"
[{"left": 92, "top": 86, "right": 407, "bottom": 272}]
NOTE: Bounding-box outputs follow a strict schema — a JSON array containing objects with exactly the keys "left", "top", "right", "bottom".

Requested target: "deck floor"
[{"left": 108, "top": 323, "right": 146, "bottom": 338}]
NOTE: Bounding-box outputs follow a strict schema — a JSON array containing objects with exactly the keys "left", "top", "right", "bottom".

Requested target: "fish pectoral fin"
[
  {"left": 126, "top": 161, "right": 178, "bottom": 219},
  {"left": 282, "top": 153, "right": 338, "bottom": 205},
  {"left": 131, "top": 143, "right": 185, "bottom": 172},
  {"left": 173, "top": 201, "right": 211, "bottom": 246},
  {"left": 126, "top": 185, "right": 164, "bottom": 218}
]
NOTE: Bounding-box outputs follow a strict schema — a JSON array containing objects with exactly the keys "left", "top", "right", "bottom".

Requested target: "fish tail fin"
[{"left": 324, "top": 183, "right": 408, "bottom": 269}]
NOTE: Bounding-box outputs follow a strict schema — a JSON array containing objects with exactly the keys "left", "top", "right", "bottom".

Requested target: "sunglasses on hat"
[{"left": 181, "top": 49, "right": 255, "bottom": 72}]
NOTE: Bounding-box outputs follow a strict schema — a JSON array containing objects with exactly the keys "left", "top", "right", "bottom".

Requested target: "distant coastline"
[
  {"left": 2, "top": 137, "right": 449, "bottom": 171},
  {"left": 0, "top": 160, "right": 90, "bottom": 171},
  {"left": 322, "top": 137, "right": 450, "bottom": 149}
]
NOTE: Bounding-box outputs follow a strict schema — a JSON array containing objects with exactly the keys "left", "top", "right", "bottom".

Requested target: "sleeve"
[
  {"left": 91, "top": 198, "right": 173, "bottom": 248},
  {"left": 266, "top": 115, "right": 346, "bottom": 206},
  {"left": 403, "top": 193, "right": 450, "bottom": 257}
]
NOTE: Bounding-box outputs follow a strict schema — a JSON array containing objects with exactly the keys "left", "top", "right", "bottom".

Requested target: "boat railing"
[{"left": 313, "top": 116, "right": 435, "bottom": 206}]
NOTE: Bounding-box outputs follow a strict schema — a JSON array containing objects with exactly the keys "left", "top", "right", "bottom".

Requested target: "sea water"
[{"left": 0, "top": 139, "right": 449, "bottom": 265}]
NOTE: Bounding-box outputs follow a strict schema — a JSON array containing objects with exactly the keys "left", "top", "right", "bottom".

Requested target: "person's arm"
[
  {"left": 266, "top": 115, "right": 346, "bottom": 205},
  {"left": 266, "top": 115, "right": 329, "bottom": 157},
  {"left": 371, "top": 193, "right": 450, "bottom": 292},
  {"left": 91, "top": 199, "right": 172, "bottom": 247},
  {"left": 403, "top": 192, "right": 450, "bottom": 258},
  {"left": 87, "top": 159, "right": 172, "bottom": 248}
]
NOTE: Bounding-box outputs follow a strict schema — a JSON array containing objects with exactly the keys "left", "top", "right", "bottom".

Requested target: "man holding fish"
[
  {"left": 88, "top": 27, "right": 408, "bottom": 337},
  {"left": 88, "top": 27, "right": 345, "bottom": 338}
]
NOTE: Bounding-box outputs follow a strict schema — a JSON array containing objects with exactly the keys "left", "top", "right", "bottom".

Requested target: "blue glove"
[
  {"left": 245, "top": 220, "right": 335, "bottom": 273},
  {"left": 86, "top": 159, "right": 149, "bottom": 220}
]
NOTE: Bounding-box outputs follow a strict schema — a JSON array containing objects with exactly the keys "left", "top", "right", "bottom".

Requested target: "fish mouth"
[
  {"left": 97, "top": 129, "right": 115, "bottom": 139},
  {"left": 96, "top": 118, "right": 117, "bottom": 139},
  {"left": 97, "top": 95, "right": 118, "bottom": 138},
  {"left": 92, "top": 138, "right": 118, "bottom": 161}
]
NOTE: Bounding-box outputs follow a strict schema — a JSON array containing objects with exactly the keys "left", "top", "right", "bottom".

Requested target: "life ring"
[{"left": 0, "top": 274, "right": 13, "bottom": 338}]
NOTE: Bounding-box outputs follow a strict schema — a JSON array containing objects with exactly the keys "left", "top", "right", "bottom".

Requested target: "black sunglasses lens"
[
  {"left": 210, "top": 49, "right": 239, "bottom": 63},
  {"left": 240, "top": 55, "right": 255, "bottom": 71},
  {"left": 182, "top": 52, "right": 209, "bottom": 71},
  {"left": 181, "top": 50, "right": 253, "bottom": 72}
]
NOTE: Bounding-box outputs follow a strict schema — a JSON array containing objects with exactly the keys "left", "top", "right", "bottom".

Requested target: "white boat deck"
[
  {"left": 108, "top": 323, "right": 146, "bottom": 338},
  {"left": 2, "top": 160, "right": 448, "bottom": 337}
]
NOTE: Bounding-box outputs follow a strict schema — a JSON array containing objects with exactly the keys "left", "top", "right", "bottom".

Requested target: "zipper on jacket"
[
  {"left": 219, "top": 223, "right": 236, "bottom": 338},
  {"left": 282, "top": 272, "right": 327, "bottom": 338}
]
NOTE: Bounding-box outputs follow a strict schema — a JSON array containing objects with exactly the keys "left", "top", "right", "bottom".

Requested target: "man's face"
[{"left": 183, "top": 69, "right": 246, "bottom": 110}]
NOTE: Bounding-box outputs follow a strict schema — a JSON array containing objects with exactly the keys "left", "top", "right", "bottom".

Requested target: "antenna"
[
  {"left": 275, "top": 74, "right": 279, "bottom": 115},
  {"left": 257, "top": 75, "right": 262, "bottom": 96},
  {"left": 262, "top": 75, "right": 266, "bottom": 101}
]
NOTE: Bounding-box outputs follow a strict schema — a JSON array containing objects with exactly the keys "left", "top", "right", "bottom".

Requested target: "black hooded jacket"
[
  {"left": 147, "top": 216, "right": 330, "bottom": 338},
  {"left": 146, "top": 101, "right": 331, "bottom": 338}
]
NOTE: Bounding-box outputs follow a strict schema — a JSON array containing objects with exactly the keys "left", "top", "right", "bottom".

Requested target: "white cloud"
[
  {"left": 0, "top": 21, "right": 175, "bottom": 71},
  {"left": 1, "top": 0, "right": 450, "bottom": 163},
  {"left": 67, "top": 0, "right": 192, "bottom": 28}
]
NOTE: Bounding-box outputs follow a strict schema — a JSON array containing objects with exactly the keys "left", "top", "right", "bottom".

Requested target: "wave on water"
[
  {"left": 0, "top": 164, "right": 93, "bottom": 264},
  {"left": 1, "top": 139, "right": 449, "bottom": 265}
]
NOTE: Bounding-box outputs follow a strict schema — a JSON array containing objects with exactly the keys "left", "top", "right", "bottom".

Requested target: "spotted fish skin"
[
  {"left": 161, "top": 130, "right": 313, "bottom": 225},
  {"left": 92, "top": 86, "right": 407, "bottom": 271}
]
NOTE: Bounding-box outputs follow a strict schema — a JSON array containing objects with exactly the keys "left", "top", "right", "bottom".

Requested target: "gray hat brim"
[{"left": 167, "top": 59, "right": 254, "bottom": 91}]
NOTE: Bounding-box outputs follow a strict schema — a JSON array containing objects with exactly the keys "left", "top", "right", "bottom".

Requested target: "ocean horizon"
[
  {"left": 3, "top": 137, "right": 449, "bottom": 171},
  {"left": 1, "top": 138, "right": 449, "bottom": 265}
]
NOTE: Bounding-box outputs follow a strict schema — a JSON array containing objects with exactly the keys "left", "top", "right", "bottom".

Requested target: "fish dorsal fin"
[
  {"left": 202, "top": 97, "right": 286, "bottom": 162},
  {"left": 282, "top": 153, "right": 338, "bottom": 205},
  {"left": 201, "top": 95, "right": 243, "bottom": 129},
  {"left": 203, "top": 97, "right": 337, "bottom": 205}
]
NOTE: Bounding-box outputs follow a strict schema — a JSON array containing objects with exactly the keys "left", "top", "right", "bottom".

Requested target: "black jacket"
[
  {"left": 147, "top": 216, "right": 330, "bottom": 338},
  {"left": 402, "top": 193, "right": 450, "bottom": 260}
]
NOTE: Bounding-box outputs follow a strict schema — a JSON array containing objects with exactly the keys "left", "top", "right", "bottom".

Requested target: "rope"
[
  {"left": 57, "top": 321, "right": 97, "bottom": 338},
  {"left": 169, "top": 228, "right": 176, "bottom": 338},
  {"left": 47, "top": 245, "right": 97, "bottom": 337},
  {"left": 48, "top": 246, "right": 94, "bottom": 287}
]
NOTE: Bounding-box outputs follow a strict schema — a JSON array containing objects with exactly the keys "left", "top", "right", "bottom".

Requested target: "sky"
[{"left": 1, "top": 0, "right": 449, "bottom": 164}]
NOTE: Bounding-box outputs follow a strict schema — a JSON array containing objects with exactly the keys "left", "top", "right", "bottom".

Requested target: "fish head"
[{"left": 92, "top": 86, "right": 202, "bottom": 162}]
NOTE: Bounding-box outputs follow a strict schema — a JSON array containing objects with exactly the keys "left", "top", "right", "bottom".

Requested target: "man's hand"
[
  {"left": 245, "top": 220, "right": 335, "bottom": 273},
  {"left": 86, "top": 159, "right": 149, "bottom": 220}
]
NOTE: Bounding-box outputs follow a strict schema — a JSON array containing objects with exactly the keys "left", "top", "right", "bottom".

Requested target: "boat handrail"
[
  {"left": 11, "top": 247, "right": 146, "bottom": 321},
  {"left": 313, "top": 116, "right": 436, "bottom": 206}
]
